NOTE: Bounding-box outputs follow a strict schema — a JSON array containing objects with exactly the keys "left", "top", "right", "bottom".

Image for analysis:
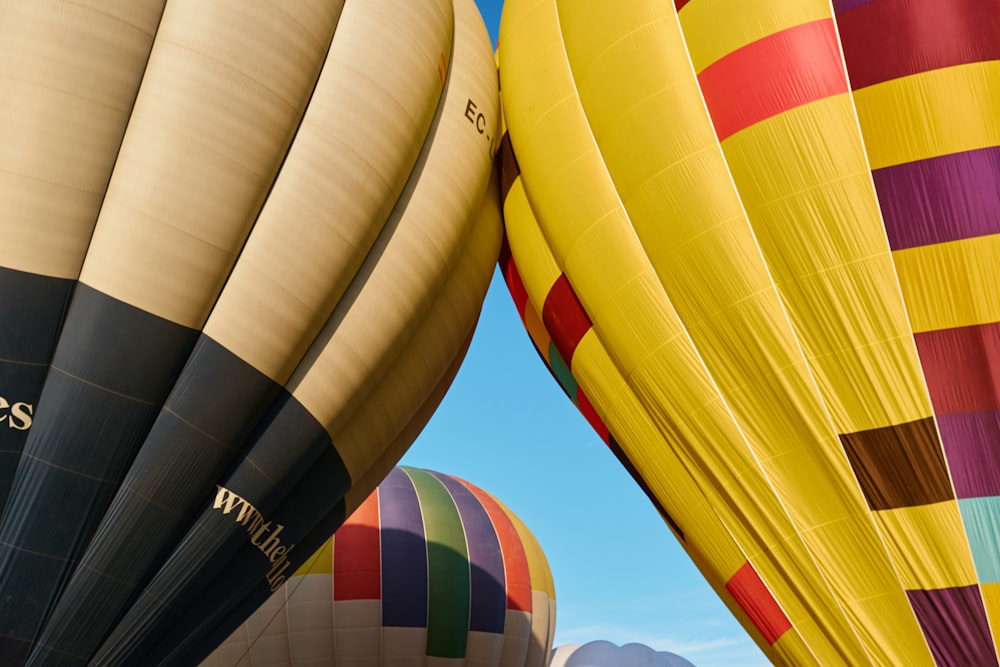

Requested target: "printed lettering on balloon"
[
  {"left": 212, "top": 486, "right": 296, "bottom": 591},
  {"left": 465, "top": 98, "right": 494, "bottom": 151},
  {"left": 0, "top": 395, "right": 33, "bottom": 431}
]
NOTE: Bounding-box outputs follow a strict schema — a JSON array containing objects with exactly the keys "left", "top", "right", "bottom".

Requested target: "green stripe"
[{"left": 405, "top": 467, "right": 470, "bottom": 658}]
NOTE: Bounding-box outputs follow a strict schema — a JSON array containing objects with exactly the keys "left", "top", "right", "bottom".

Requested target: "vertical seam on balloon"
[
  {"left": 668, "top": 5, "right": 874, "bottom": 659},
  {"left": 829, "top": 3, "right": 989, "bottom": 641},
  {"left": 540, "top": 0, "right": 822, "bottom": 657},
  {"left": 536, "top": 0, "right": 818, "bottom": 656}
]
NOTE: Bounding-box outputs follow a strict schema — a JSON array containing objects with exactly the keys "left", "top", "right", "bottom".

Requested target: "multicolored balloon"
[
  {"left": 0, "top": 0, "right": 501, "bottom": 664},
  {"left": 497, "top": 0, "right": 1000, "bottom": 665},
  {"left": 201, "top": 466, "right": 556, "bottom": 667}
]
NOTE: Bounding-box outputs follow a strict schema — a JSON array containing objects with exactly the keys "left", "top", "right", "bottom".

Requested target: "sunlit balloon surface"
[
  {"left": 0, "top": 0, "right": 501, "bottom": 664},
  {"left": 201, "top": 466, "right": 556, "bottom": 667},
  {"left": 497, "top": 0, "right": 1000, "bottom": 665}
]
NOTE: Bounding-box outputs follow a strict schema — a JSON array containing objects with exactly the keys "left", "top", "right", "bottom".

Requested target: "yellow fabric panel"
[
  {"left": 501, "top": 498, "right": 556, "bottom": 599},
  {"left": 677, "top": 0, "right": 833, "bottom": 73},
  {"left": 503, "top": 1, "right": 873, "bottom": 658},
  {"left": 770, "top": 633, "right": 824, "bottom": 667},
  {"left": 721, "top": 96, "right": 933, "bottom": 432},
  {"left": 507, "top": 195, "right": 846, "bottom": 659},
  {"left": 0, "top": 0, "right": 163, "bottom": 279},
  {"left": 503, "top": 179, "right": 556, "bottom": 364},
  {"left": 853, "top": 61, "right": 1000, "bottom": 170},
  {"left": 295, "top": 536, "right": 335, "bottom": 577},
  {"left": 892, "top": 234, "right": 1000, "bottom": 334},
  {"left": 555, "top": 3, "right": 924, "bottom": 662},
  {"left": 799, "top": 516, "right": 935, "bottom": 666},
  {"left": 980, "top": 583, "right": 1000, "bottom": 655},
  {"left": 873, "top": 501, "right": 978, "bottom": 590}
]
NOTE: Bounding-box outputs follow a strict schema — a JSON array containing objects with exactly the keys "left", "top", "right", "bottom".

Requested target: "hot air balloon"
[
  {"left": 497, "top": 0, "right": 1000, "bottom": 665},
  {"left": 549, "top": 641, "right": 696, "bottom": 667},
  {"left": 0, "top": 0, "right": 501, "bottom": 664},
  {"left": 200, "top": 466, "right": 557, "bottom": 667}
]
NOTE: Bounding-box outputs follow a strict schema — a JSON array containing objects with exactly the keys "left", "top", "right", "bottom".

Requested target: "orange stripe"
[
  {"left": 460, "top": 480, "right": 533, "bottom": 612},
  {"left": 697, "top": 19, "right": 848, "bottom": 140}
]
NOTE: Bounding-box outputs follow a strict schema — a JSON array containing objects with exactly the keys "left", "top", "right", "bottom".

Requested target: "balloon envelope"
[
  {"left": 0, "top": 0, "right": 501, "bottom": 664},
  {"left": 498, "top": 0, "right": 1000, "bottom": 665},
  {"left": 549, "top": 641, "right": 696, "bottom": 667},
  {"left": 200, "top": 466, "right": 557, "bottom": 667}
]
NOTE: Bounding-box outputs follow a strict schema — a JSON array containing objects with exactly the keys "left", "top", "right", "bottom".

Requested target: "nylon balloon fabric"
[
  {"left": 0, "top": 0, "right": 502, "bottom": 664},
  {"left": 497, "top": 0, "right": 1000, "bottom": 665},
  {"left": 199, "top": 466, "right": 556, "bottom": 667}
]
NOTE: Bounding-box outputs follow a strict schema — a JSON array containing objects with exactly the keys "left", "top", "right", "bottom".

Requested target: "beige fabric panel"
[
  {"left": 467, "top": 630, "right": 505, "bottom": 667},
  {"left": 378, "top": 626, "right": 428, "bottom": 667},
  {"left": 203, "top": 0, "right": 455, "bottom": 379},
  {"left": 289, "top": 0, "right": 501, "bottom": 479},
  {"left": 341, "top": 328, "right": 474, "bottom": 517},
  {"left": 498, "top": 610, "right": 531, "bottom": 667},
  {"left": 284, "top": 573, "right": 337, "bottom": 666},
  {"left": 77, "top": 0, "right": 346, "bottom": 327},
  {"left": 326, "top": 171, "right": 501, "bottom": 485},
  {"left": 332, "top": 599, "right": 382, "bottom": 667},
  {"left": 0, "top": 0, "right": 163, "bottom": 278}
]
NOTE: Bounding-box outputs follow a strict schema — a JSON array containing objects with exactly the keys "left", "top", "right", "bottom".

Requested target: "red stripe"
[
  {"left": 698, "top": 19, "right": 848, "bottom": 141},
  {"left": 675, "top": 0, "right": 693, "bottom": 10},
  {"left": 914, "top": 322, "right": 1000, "bottom": 416},
  {"left": 577, "top": 388, "right": 610, "bottom": 443},
  {"left": 726, "top": 562, "right": 792, "bottom": 645},
  {"left": 500, "top": 240, "right": 530, "bottom": 321},
  {"left": 461, "top": 481, "right": 534, "bottom": 612},
  {"left": 333, "top": 490, "right": 381, "bottom": 601},
  {"left": 542, "top": 274, "right": 592, "bottom": 366},
  {"left": 836, "top": 0, "right": 1000, "bottom": 90}
]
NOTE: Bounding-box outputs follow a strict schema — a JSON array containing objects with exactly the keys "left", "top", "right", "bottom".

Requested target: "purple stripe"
[
  {"left": 832, "top": 0, "right": 877, "bottom": 14},
  {"left": 434, "top": 473, "right": 507, "bottom": 634},
  {"left": 874, "top": 146, "right": 1000, "bottom": 250},
  {"left": 907, "top": 585, "right": 998, "bottom": 667},
  {"left": 380, "top": 468, "right": 428, "bottom": 628},
  {"left": 939, "top": 411, "right": 1000, "bottom": 499}
]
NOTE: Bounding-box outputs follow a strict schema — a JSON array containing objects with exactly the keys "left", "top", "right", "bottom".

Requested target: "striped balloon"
[
  {"left": 497, "top": 0, "right": 1000, "bottom": 665},
  {"left": 201, "top": 466, "right": 556, "bottom": 667}
]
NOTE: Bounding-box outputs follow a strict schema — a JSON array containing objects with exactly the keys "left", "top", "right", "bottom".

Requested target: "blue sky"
[{"left": 399, "top": 9, "right": 772, "bottom": 662}]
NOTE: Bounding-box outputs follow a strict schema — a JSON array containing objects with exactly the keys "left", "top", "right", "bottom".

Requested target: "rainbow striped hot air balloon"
[{"left": 201, "top": 466, "right": 556, "bottom": 667}]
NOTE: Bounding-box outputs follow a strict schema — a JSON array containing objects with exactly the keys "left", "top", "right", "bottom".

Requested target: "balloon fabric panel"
[
  {"left": 498, "top": 0, "right": 1000, "bottom": 664},
  {"left": 0, "top": 0, "right": 501, "bottom": 662}
]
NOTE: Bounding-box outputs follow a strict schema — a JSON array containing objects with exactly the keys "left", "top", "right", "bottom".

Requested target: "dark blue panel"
[
  {"left": 89, "top": 409, "right": 346, "bottom": 666},
  {"left": 381, "top": 467, "right": 428, "bottom": 628},
  {"left": 436, "top": 473, "right": 506, "bottom": 634},
  {"left": 0, "top": 284, "right": 198, "bottom": 662},
  {"left": 25, "top": 335, "right": 284, "bottom": 666},
  {"left": 0, "top": 268, "right": 74, "bottom": 510}
]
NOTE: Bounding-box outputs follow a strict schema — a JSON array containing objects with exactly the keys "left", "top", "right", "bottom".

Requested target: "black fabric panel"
[
  {"left": 141, "top": 450, "right": 355, "bottom": 667},
  {"left": 153, "top": 500, "right": 349, "bottom": 667},
  {"left": 0, "top": 269, "right": 74, "bottom": 510},
  {"left": 24, "top": 336, "right": 284, "bottom": 666},
  {"left": 0, "top": 285, "right": 198, "bottom": 662},
  {"left": 90, "top": 402, "right": 345, "bottom": 667}
]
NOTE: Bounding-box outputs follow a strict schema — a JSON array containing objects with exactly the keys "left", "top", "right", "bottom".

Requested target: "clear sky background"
[{"left": 401, "top": 4, "right": 770, "bottom": 665}]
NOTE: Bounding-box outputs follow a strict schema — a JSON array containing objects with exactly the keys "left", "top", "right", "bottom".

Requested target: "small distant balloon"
[{"left": 549, "top": 641, "right": 696, "bottom": 667}]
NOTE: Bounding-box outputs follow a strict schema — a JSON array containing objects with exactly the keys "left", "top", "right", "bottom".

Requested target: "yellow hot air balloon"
[
  {"left": 201, "top": 466, "right": 556, "bottom": 667},
  {"left": 497, "top": 0, "right": 1000, "bottom": 665},
  {"left": 0, "top": 0, "right": 501, "bottom": 664}
]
